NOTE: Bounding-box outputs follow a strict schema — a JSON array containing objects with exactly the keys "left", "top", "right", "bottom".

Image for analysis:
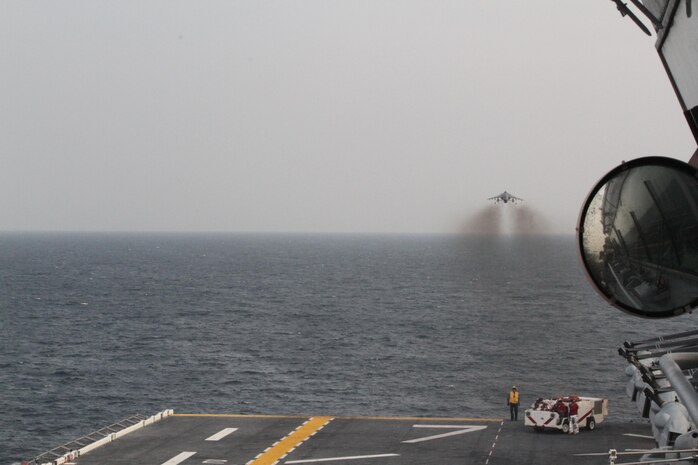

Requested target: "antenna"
[
  {"left": 610, "top": 0, "right": 652, "bottom": 36},
  {"left": 626, "top": 0, "right": 663, "bottom": 28}
]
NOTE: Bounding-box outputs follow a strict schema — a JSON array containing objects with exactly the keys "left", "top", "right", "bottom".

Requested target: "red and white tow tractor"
[{"left": 524, "top": 396, "right": 609, "bottom": 433}]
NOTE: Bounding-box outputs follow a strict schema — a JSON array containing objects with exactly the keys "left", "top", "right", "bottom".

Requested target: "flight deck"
[{"left": 34, "top": 411, "right": 656, "bottom": 465}]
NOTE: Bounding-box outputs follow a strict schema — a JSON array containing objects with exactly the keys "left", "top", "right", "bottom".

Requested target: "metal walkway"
[{"left": 32, "top": 414, "right": 148, "bottom": 464}]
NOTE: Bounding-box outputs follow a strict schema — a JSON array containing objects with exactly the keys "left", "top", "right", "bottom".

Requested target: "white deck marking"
[
  {"left": 203, "top": 460, "right": 228, "bottom": 464},
  {"left": 285, "top": 453, "right": 399, "bottom": 463},
  {"left": 206, "top": 428, "right": 239, "bottom": 441},
  {"left": 623, "top": 433, "right": 655, "bottom": 440},
  {"left": 411, "top": 424, "right": 481, "bottom": 428},
  {"left": 161, "top": 451, "right": 197, "bottom": 465},
  {"left": 484, "top": 421, "right": 504, "bottom": 465},
  {"left": 402, "top": 425, "right": 487, "bottom": 443}
]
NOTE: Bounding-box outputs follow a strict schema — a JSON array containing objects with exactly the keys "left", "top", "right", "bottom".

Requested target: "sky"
[{"left": 1, "top": 1, "right": 695, "bottom": 234}]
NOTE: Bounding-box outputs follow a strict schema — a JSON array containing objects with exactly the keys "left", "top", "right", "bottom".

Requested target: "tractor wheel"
[{"left": 587, "top": 417, "right": 596, "bottom": 431}]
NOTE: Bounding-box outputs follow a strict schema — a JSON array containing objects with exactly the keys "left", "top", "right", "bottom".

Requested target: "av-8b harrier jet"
[{"left": 489, "top": 191, "right": 523, "bottom": 204}]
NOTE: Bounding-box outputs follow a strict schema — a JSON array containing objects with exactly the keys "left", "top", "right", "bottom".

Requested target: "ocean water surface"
[{"left": 0, "top": 233, "right": 691, "bottom": 463}]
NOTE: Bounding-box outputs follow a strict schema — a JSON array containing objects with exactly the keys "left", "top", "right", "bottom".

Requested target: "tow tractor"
[{"left": 524, "top": 396, "right": 608, "bottom": 433}]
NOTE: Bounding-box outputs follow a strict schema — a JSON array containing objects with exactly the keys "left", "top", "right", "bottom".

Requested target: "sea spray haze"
[{"left": 0, "top": 233, "right": 690, "bottom": 463}]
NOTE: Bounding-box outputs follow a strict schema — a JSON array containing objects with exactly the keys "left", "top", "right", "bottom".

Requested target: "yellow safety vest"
[{"left": 509, "top": 391, "right": 519, "bottom": 404}]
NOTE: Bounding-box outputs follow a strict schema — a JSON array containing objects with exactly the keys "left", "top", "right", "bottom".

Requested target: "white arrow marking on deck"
[
  {"left": 285, "top": 453, "right": 400, "bottom": 463},
  {"left": 206, "top": 428, "right": 238, "bottom": 441},
  {"left": 161, "top": 451, "right": 197, "bottom": 465},
  {"left": 402, "top": 425, "right": 487, "bottom": 443}
]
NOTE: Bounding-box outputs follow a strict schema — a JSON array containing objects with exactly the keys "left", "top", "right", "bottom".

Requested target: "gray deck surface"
[{"left": 67, "top": 414, "right": 655, "bottom": 465}]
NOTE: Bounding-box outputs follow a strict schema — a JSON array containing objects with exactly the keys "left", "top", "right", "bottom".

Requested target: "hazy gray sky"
[{"left": 1, "top": 1, "right": 695, "bottom": 234}]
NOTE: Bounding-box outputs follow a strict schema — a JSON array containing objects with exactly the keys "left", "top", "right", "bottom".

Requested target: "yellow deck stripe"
[{"left": 248, "top": 416, "right": 332, "bottom": 465}]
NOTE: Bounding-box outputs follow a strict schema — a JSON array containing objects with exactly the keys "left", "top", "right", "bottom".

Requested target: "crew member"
[
  {"left": 568, "top": 398, "right": 579, "bottom": 434},
  {"left": 507, "top": 386, "right": 520, "bottom": 421},
  {"left": 552, "top": 398, "right": 567, "bottom": 425}
]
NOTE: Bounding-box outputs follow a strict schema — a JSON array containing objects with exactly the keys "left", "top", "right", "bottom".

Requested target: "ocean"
[{"left": 0, "top": 233, "right": 691, "bottom": 463}]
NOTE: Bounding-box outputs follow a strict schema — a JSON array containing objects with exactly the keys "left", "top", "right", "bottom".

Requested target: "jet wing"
[{"left": 488, "top": 192, "right": 524, "bottom": 203}]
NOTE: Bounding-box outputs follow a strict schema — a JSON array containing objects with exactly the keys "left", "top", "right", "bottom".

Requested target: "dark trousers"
[{"left": 510, "top": 403, "right": 519, "bottom": 420}]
